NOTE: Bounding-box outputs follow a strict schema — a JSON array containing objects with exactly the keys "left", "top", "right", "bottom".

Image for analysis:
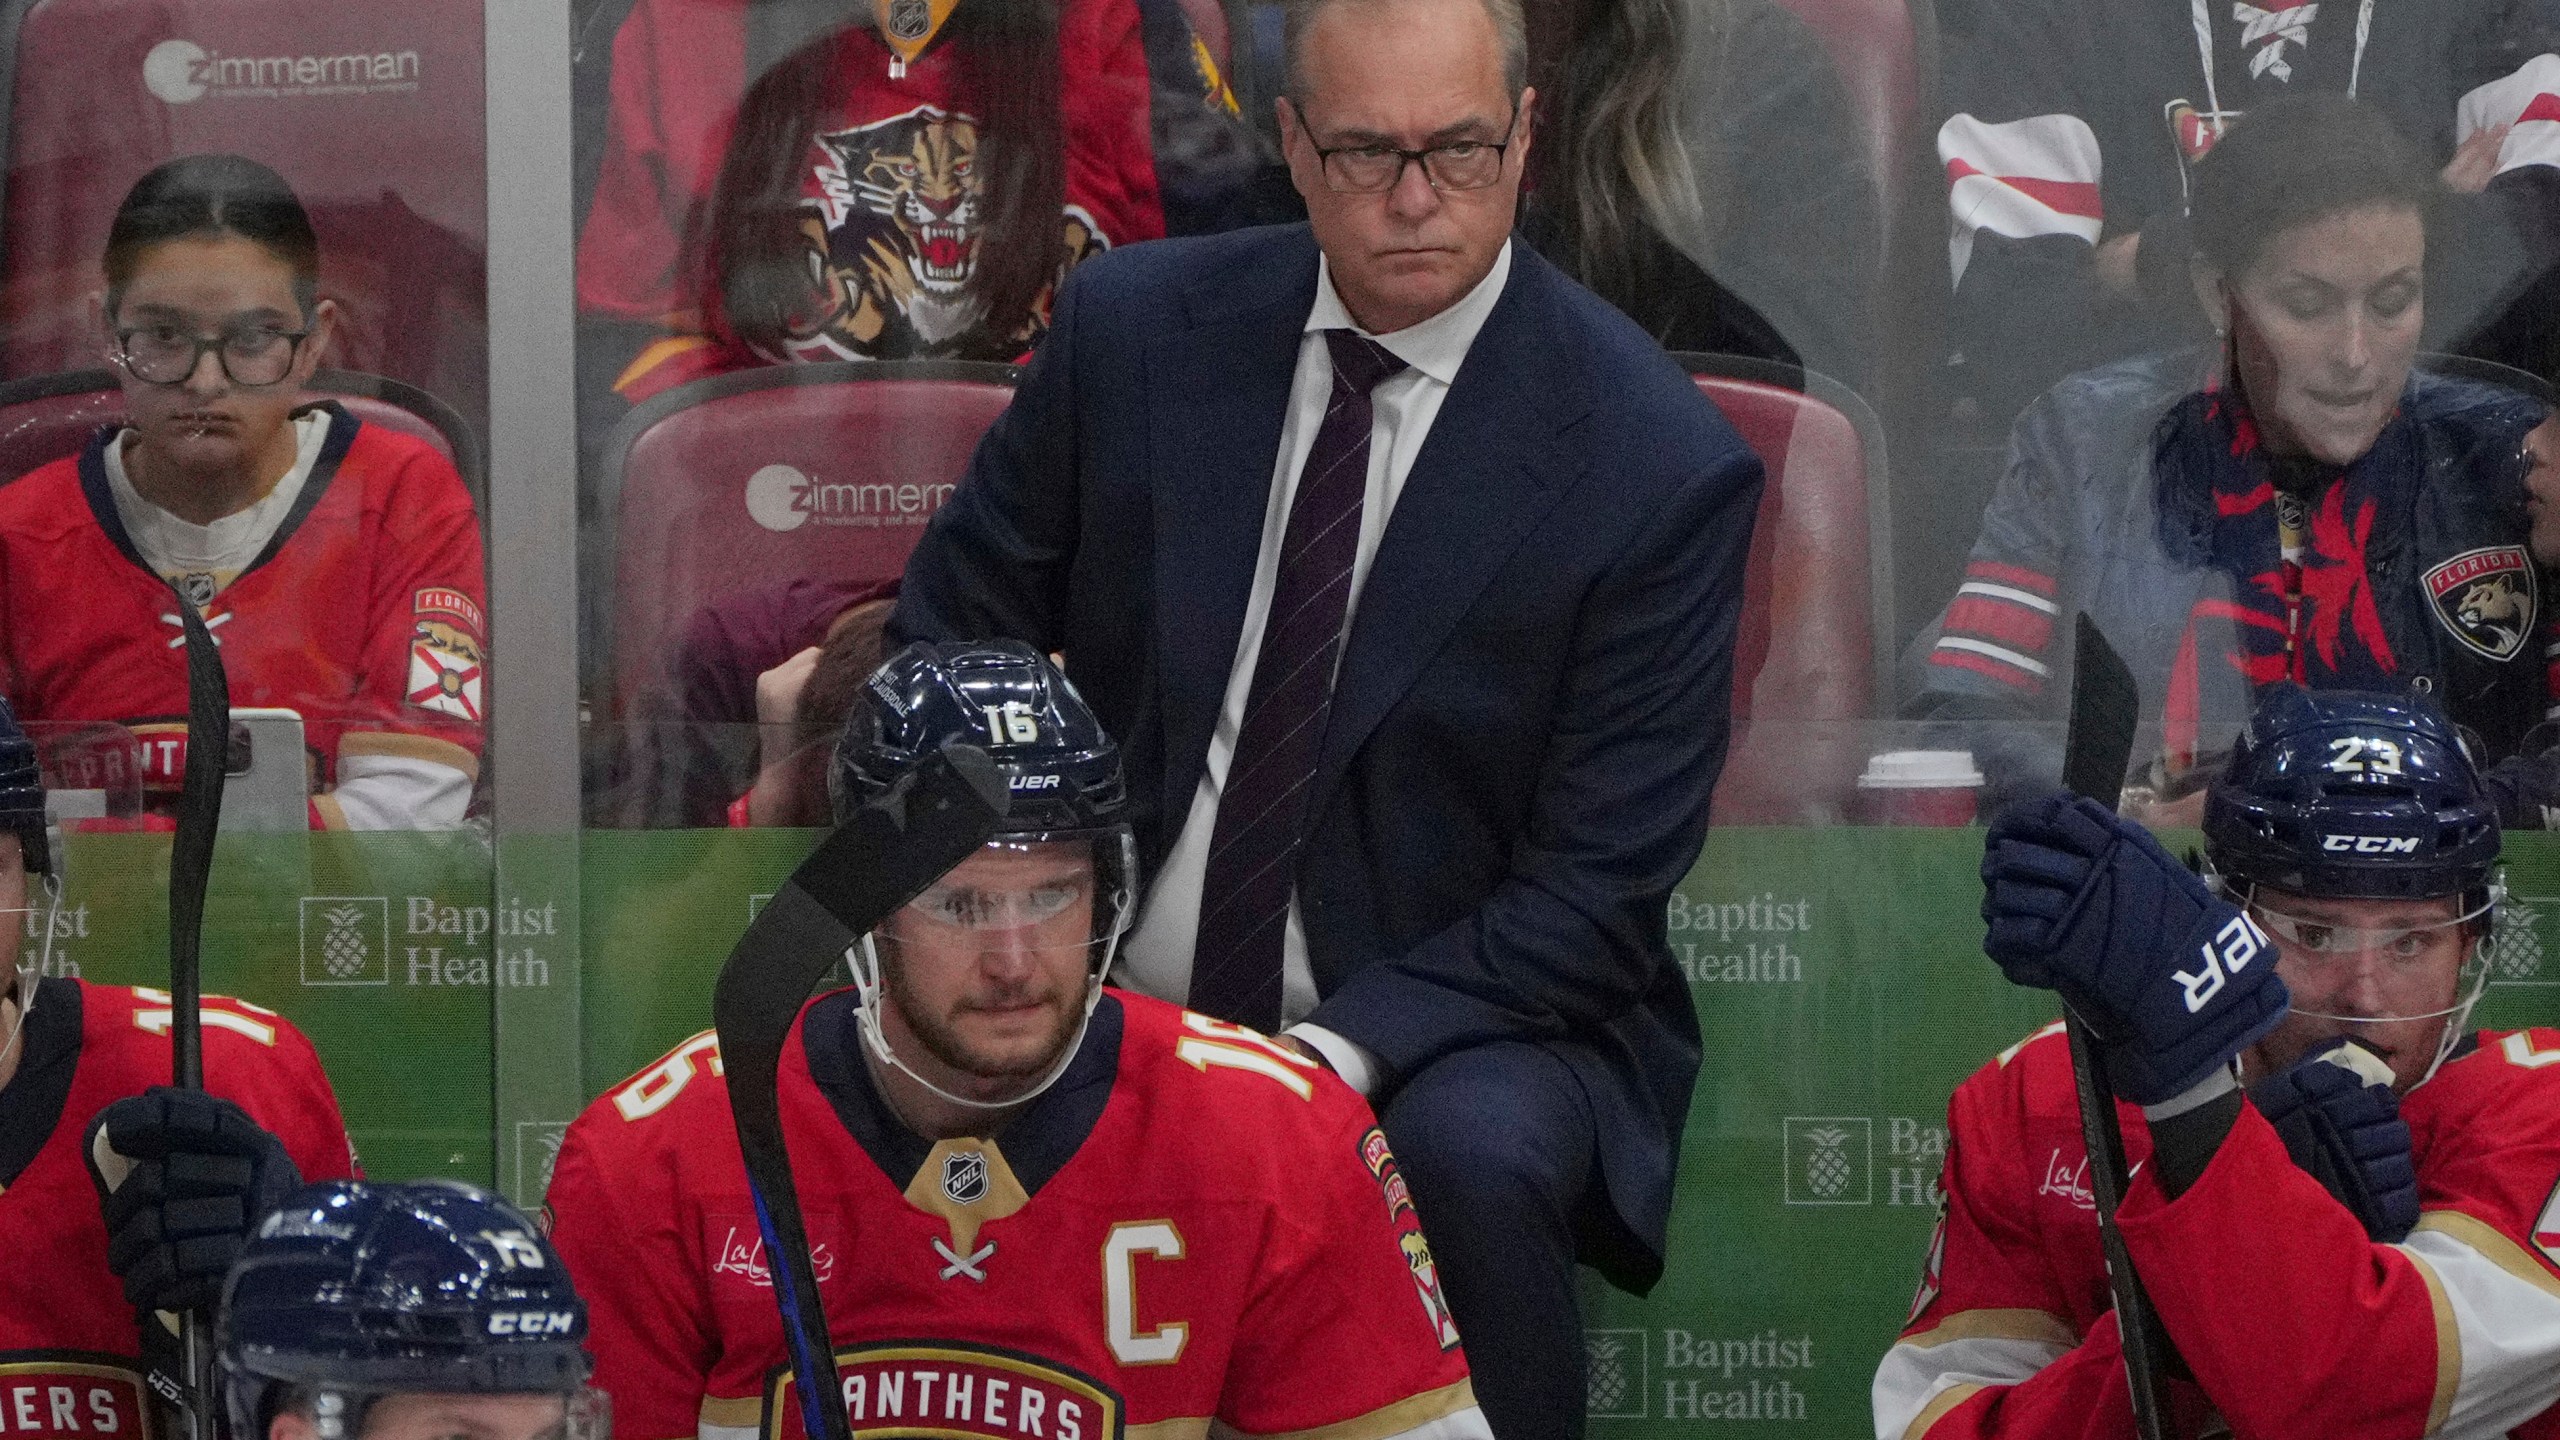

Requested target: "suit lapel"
[
  {"left": 1312, "top": 251, "right": 1591, "bottom": 819},
  {"left": 1147, "top": 232, "right": 1320, "bottom": 816}
]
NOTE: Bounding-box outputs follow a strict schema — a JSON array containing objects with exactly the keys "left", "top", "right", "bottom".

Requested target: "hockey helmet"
[
  {"left": 2204, "top": 685, "right": 2499, "bottom": 902},
  {"left": 833, "top": 638, "right": 1125, "bottom": 835},
  {"left": 220, "top": 1180, "right": 603, "bottom": 1440}
]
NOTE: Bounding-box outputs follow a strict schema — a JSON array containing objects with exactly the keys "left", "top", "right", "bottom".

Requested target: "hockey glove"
[
  {"left": 2249, "top": 1040, "right": 2418, "bottom": 1243},
  {"left": 85, "top": 1087, "right": 301, "bottom": 1315},
  {"left": 1982, "top": 792, "right": 2290, "bottom": 1105}
]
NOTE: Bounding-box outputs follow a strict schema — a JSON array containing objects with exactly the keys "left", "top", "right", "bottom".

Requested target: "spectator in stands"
[
  {"left": 576, "top": 0, "right": 1264, "bottom": 405},
  {"left": 611, "top": 576, "right": 896, "bottom": 827},
  {"left": 1908, "top": 97, "right": 2552, "bottom": 822},
  {"left": 0, "top": 155, "right": 486, "bottom": 830},
  {"left": 1934, "top": 0, "right": 2560, "bottom": 433},
  {"left": 1520, "top": 0, "right": 1880, "bottom": 389}
]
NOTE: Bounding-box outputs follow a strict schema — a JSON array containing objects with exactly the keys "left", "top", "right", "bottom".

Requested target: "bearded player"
[
  {"left": 545, "top": 640, "right": 1488, "bottom": 1440},
  {"left": 1873, "top": 685, "right": 2560, "bottom": 1439},
  {"left": 220, "top": 1180, "right": 605, "bottom": 1440},
  {"left": 0, "top": 693, "right": 356, "bottom": 1437}
]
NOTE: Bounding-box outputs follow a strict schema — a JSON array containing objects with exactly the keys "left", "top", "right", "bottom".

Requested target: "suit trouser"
[{"left": 1382, "top": 1040, "right": 1603, "bottom": 1440}]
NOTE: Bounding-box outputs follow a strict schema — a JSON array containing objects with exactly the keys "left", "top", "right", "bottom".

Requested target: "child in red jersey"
[{"left": 0, "top": 155, "right": 485, "bottom": 830}]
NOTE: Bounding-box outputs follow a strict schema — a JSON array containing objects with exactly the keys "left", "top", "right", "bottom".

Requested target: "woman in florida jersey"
[
  {"left": 546, "top": 642, "right": 1489, "bottom": 1440},
  {"left": 579, "top": 0, "right": 1253, "bottom": 403},
  {"left": 0, "top": 155, "right": 487, "bottom": 830},
  {"left": 0, "top": 695, "right": 355, "bottom": 1439}
]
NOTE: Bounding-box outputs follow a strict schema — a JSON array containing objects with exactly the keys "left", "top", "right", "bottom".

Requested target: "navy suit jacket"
[{"left": 891, "top": 223, "right": 1763, "bottom": 1287}]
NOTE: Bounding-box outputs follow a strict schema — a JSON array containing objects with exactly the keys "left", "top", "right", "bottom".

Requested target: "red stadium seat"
[
  {"left": 1685, "top": 355, "right": 1892, "bottom": 823},
  {"left": 0, "top": 368, "right": 481, "bottom": 511},
  {"left": 596, "top": 361, "right": 1019, "bottom": 717},
  {"left": 0, "top": 0, "right": 488, "bottom": 440}
]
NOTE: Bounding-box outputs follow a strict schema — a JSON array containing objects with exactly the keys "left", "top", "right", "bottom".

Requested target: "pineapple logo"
[
  {"left": 1583, "top": 1329, "right": 1647, "bottom": 1419},
  {"left": 1783, "top": 1116, "right": 1873, "bottom": 1205},
  {"left": 299, "top": 896, "right": 390, "bottom": 986},
  {"left": 2487, "top": 897, "right": 2547, "bottom": 982}
]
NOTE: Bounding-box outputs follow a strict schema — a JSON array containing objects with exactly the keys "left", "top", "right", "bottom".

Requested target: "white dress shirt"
[{"left": 1118, "top": 240, "right": 1515, "bottom": 1093}]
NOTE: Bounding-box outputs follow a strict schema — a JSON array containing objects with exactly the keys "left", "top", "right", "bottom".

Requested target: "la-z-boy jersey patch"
[
  {"left": 2424, "top": 546, "right": 2538, "bottom": 662},
  {"left": 762, "top": 1340, "right": 1118, "bottom": 1440},
  {"left": 406, "top": 587, "right": 486, "bottom": 722},
  {"left": 1358, "top": 1126, "right": 1462, "bottom": 1351}
]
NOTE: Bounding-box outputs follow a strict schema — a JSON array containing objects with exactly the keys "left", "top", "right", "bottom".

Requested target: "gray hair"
[{"left": 1280, "top": 0, "right": 1529, "bottom": 108}]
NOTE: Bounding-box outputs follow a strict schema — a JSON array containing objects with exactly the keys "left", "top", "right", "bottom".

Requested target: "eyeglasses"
[
  {"left": 114, "top": 323, "right": 309, "bottom": 387},
  {"left": 1303, "top": 104, "right": 1519, "bottom": 194}
]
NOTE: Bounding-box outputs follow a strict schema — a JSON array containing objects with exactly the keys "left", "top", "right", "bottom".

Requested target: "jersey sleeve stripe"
[
  {"left": 1125, "top": 1421, "right": 1210, "bottom": 1439},
  {"left": 1945, "top": 595, "right": 2057, "bottom": 654},
  {"left": 1937, "top": 112, "right": 2105, "bottom": 283},
  {"left": 1898, "top": 1307, "right": 2077, "bottom": 1351},
  {"left": 1873, "top": 1329, "right": 2070, "bottom": 1440},
  {"left": 1931, "top": 637, "right": 2051, "bottom": 685},
  {"left": 2402, "top": 1213, "right": 2560, "bottom": 1435},
  {"left": 1236, "top": 1379, "right": 1486, "bottom": 1440},
  {"left": 2459, "top": 53, "right": 2560, "bottom": 176},
  {"left": 1901, "top": 1381, "right": 1987, "bottom": 1440}
]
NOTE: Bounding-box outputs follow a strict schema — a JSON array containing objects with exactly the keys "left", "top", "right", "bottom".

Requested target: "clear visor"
[
  {"left": 299, "top": 1385, "right": 609, "bottom": 1440},
  {"left": 2241, "top": 884, "right": 2496, "bottom": 1027},
  {"left": 890, "top": 829, "right": 1137, "bottom": 952}
]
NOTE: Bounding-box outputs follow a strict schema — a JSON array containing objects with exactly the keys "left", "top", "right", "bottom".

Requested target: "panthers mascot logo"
[
  {"left": 2425, "top": 546, "right": 2538, "bottom": 663},
  {"left": 789, "top": 104, "right": 1106, "bottom": 361}
]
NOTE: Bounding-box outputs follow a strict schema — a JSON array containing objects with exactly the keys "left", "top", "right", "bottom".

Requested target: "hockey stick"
[
  {"left": 166, "top": 596, "right": 229, "bottom": 1440},
  {"left": 2059, "top": 614, "right": 2177, "bottom": 1440},
  {"left": 714, "top": 741, "right": 1008, "bottom": 1440}
]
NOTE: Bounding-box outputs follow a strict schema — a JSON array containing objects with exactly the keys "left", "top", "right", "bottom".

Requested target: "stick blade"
[{"left": 2062, "top": 614, "right": 2140, "bottom": 810}]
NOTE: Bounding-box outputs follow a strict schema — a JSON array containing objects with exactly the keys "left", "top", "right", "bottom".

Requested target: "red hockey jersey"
[
  {"left": 545, "top": 990, "right": 1485, "bottom": 1440},
  {"left": 0, "top": 407, "right": 484, "bottom": 829},
  {"left": 1874, "top": 1021, "right": 2560, "bottom": 1440},
  {"left": 0, "top": 978, "right": 356, "bottom": 1437},
  {"left": 578, "top": 0, "right": 1179, "bottom": 399}
]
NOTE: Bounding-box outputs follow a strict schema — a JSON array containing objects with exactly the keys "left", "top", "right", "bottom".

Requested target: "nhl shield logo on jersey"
[
  {"left": 407, "top": 587, "right": 486, "bottom": 722},
  {"left": 941, "top": 1149, "right": 988, "bottom": 1206},
  {"left": 2423, "top": 547, "right": 2538, "bottom": 662}
]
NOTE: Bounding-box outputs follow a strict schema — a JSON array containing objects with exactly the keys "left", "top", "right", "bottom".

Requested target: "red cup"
[{"left": 1856, "top": 750, "right": 1985, "bottom": 826}]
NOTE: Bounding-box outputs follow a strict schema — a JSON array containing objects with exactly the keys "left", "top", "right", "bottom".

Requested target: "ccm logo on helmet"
[
  {"left": 2322, "top": 834, "right": 2422, "bottom": 855},
  {"left": 487, "top": 1311, "right": 577, "bottom": 1336}
]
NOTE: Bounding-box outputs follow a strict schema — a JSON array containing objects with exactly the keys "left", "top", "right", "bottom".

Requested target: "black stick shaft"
[
  {"left": 168, "top": 597, "right": 229, "bottom": 1440},
  {"left": 2065, "top": 1017, "right": 2174, "bottom": 1440},
  {"left": 2058, "top": 615, "right": 2178, "bottom": 1440}
]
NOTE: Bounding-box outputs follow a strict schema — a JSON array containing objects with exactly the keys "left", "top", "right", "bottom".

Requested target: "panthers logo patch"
[
  {"left": 2424, "top": 546, "right": 2538, "bottom": 662},
  {"left": 792, "top": 105, "right": 1107, "bottom": 362}
]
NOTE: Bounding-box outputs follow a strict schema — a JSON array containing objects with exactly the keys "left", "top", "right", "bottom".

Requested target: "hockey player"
[
  {"left": 1934, "top": 0, "right": 2560, "bottom": 429},
  {"left": 1873, "top": 685, "right": 2560, "bottom": 1439},
  {"left": 0, "top": 692, "right": 357, "bottom": 1436},
  {"left": 219, "top": 1180, "right": 605, "bottom": 1440},
  {"left": 0, "top": 154, "right": 487, "bottom": 829},
  {"left": 545, "top": 640, "right": 1489, "bottom": 1440}
]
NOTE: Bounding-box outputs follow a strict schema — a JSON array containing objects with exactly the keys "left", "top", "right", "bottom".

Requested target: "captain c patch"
[{"left": 2425, "top": 546, "right": 2537, "bottom": 662}]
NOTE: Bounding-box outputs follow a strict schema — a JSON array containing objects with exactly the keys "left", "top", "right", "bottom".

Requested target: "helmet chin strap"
[{"left": 851, "top": 928, "right": 1119, "bottom": 1118}]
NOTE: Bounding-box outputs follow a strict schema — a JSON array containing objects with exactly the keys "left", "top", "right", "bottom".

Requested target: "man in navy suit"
[{"left": 891, "top": 0, "right": 1762, "bottom": 1428}]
